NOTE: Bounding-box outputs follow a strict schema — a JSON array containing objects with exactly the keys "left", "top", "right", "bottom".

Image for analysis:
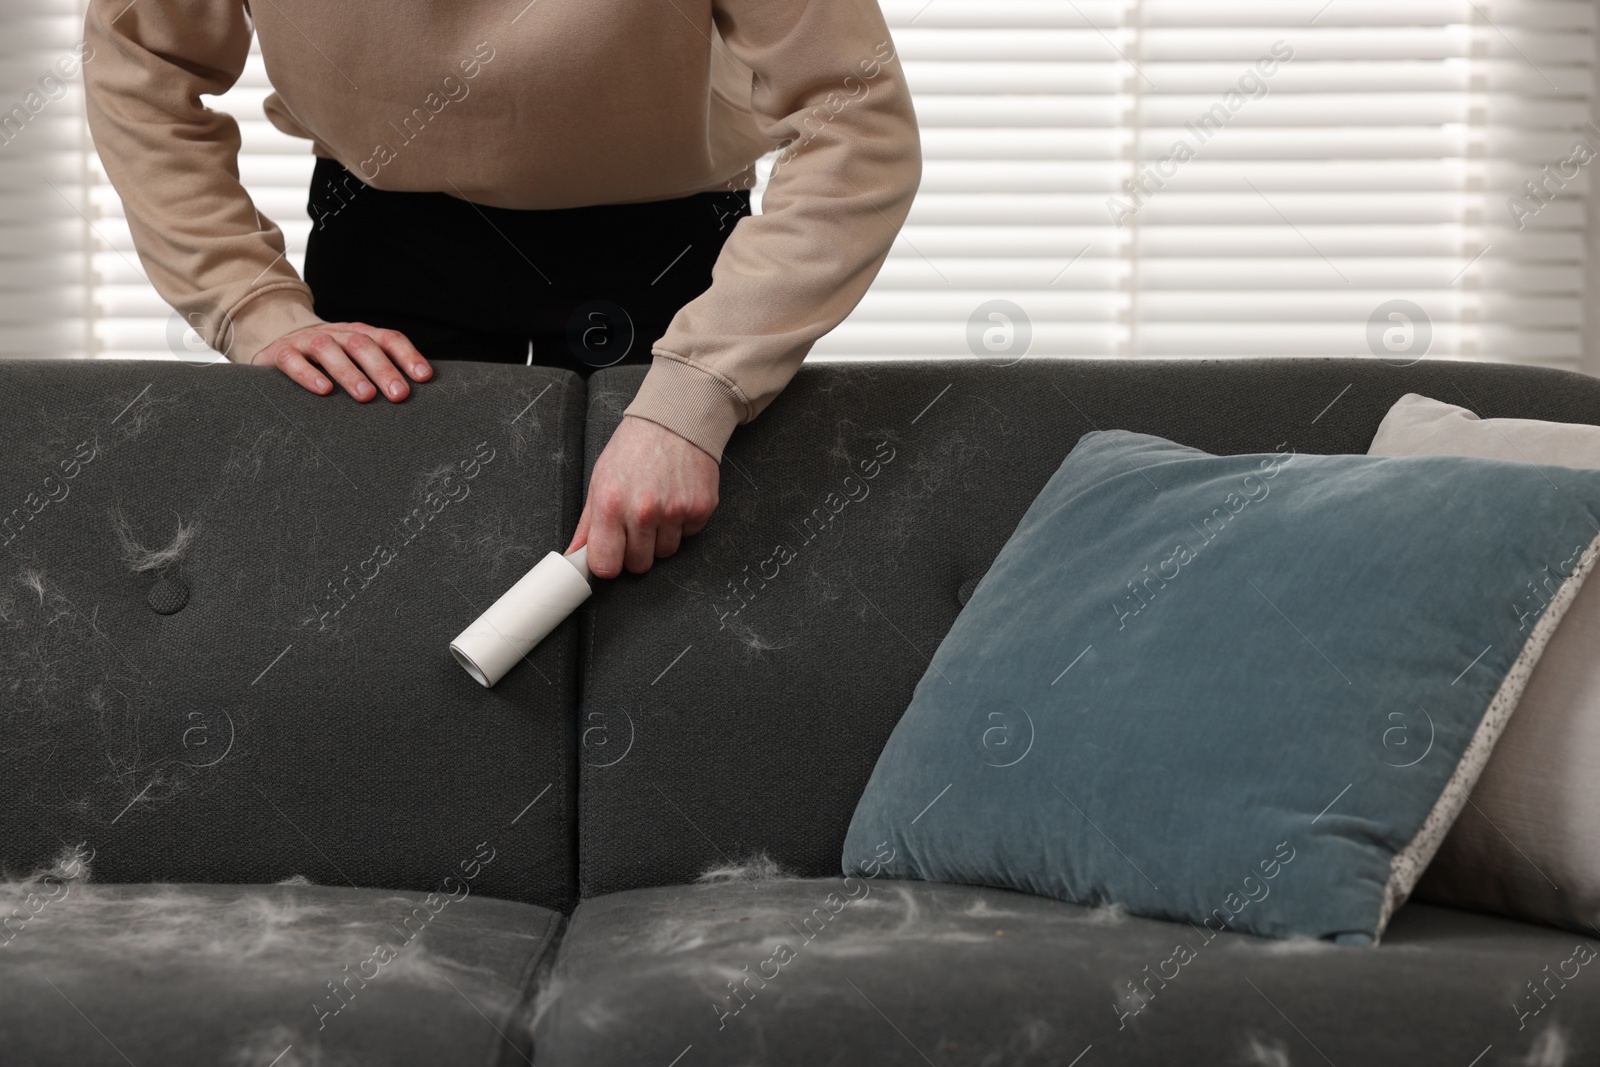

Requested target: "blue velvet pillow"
[{"left": 843, "top": 430, "right": 1600, "bottom": 944}]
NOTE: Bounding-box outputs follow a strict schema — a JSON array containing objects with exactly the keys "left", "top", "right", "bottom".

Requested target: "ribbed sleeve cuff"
[
  {"left": 622, "top": 351, "right": 749, "bottom": 463},
  {"left": 225, "top": 286, "right": 325, "bottom": 366}
]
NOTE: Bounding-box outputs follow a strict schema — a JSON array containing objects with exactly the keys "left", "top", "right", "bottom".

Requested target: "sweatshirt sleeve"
[
  {"left": 83, "top": 0, "right": 324, "bottom": 366},
  {"left": 621, "top": 0, "right": 922, "bottom": 462}
]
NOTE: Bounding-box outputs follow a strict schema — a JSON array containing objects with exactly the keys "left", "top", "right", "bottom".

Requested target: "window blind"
[
  {"left": 819, "top": 0, "right": 1597, "bottom": 370},
  {"left": 1, "top": 0, "right": 1595, "bottom": 372},
  {"left": 0, "top": 1, "right": 93, "bottom": 361}
]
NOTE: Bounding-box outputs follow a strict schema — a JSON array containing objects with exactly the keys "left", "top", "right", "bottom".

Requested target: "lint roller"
[{"left": 450, "top": 546, "right": 592, "bottom": 687}]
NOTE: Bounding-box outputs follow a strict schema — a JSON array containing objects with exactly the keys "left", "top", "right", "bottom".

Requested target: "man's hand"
[
  {"left": 567, "top": 416, "right": 720, "bottom": 578},
  {"left": 251, "top": 322, "right": 433, "bottom": 402}
]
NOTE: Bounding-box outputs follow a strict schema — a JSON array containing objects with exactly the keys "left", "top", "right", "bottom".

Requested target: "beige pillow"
[{"left": 1369, "top": 393, "right": 1600, "bottom": 933}]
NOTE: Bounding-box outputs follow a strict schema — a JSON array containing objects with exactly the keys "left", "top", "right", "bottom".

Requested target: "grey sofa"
[{"left": 2, "top": 356, "right": 1597, "bottom": 1066}]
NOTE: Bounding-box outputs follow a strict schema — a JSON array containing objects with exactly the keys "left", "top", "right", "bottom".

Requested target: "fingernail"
[
  {"left": 415, "top": 364, "right": 431, "bottom": 379},
  {"left": 388, "top": 381, "right": 404, "bottom": 398},
  {"left": 356, "top": 382, "right": 372, "bottom": 399},
  {"left": 314, "top": 377, "right": 330, "bottom": 391}
]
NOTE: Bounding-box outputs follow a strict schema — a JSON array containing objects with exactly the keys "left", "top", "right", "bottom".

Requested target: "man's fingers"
[
  {"left": 565, "top": 506, "right": 591, "bottom": 556},
  {"left": 576, "top": 413, "right": 723, "bottom": 578},
  {"left": 655, "top": 523, "right": 683, "bottom": 560},
  {"left": 623, "top": 517, "right": 656, "bottom": 575},
  {"left": 274, "top": 349, "right": 334, "bottom": 396},
  {"left": 585, "top": 503, "right": 627, "bottom": 580},
  {"left": 681, "top": 507, "right": 712, "bottom": 538},
  {"left": 304, "top": 334, "right": 377, "bottom": 401},
  {"left": 260, "top": 323, "right": 432, "bottom": 403},
  {"left": 344, "top": 332, "right": 410, "bottom": 402},
  {"left": 361, "top": 326, "right": 432, "bottom": 382}
]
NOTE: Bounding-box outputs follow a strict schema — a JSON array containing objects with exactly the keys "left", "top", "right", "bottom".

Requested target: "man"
[{"left": 83, "top": 0, "right": 921, "bottom": 578}]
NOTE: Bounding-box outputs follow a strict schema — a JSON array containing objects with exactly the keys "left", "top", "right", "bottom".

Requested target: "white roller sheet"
[{"left": 450, "top": 546, "right": 592, "bottom": 687}]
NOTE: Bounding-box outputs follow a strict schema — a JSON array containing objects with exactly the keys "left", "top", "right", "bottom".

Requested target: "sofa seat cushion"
[
  {"left": 530, "top": 874, "right": 1596, "bottom": 1067},
  {"left": 1, "top": 880, "right": 561, "bottom": 1067}
]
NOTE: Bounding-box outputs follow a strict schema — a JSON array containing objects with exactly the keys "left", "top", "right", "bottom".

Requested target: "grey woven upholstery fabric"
[
  {"left": 577, "top": 357, "right": 1600, "bottom": 898},
  {"left": 1, "top": 881, "right": 560, "bottom": 1066},
  {"left": 0, "top": 360, "right": 584, "bottom": 911},
  {"left": 531, "top": 876, "right": 1592, "bottom": 1067},
  {"left": 7, "top": 355, "right": 1600, "bottom": 1067}
]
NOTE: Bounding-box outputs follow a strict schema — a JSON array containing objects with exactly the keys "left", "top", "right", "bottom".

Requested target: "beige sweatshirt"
[{"left": 83, "top": 0, "right": 921, "bottom": 462}]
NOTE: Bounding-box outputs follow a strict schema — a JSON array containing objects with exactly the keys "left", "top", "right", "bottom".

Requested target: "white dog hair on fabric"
[
  {"left": 1080, "top": 901, "right": 1129, "bottom": 926},
  {"left": 216, "top": 425, "right": 293, "bottom": 488},
  {"left": 543, "top": 880, "right": 1172, "bottom": 1043},
  {"left": 1239, "top": 1034, "right": 1292, "bottom": 1067},
  {"left": 109, "top": 507, "right": 199, "bottom": 572},
  {"left": 8, "top": 882, "right": 342, "bottom": 966},
  {"left": 972, "top": 1018, "right": 1056, "bottom": 1067},
  {"left": 1522, "top": 1026, "right": 1569, "bottom": 1067},
  {"left": 17, "top": 567, "right": 47, "bottom": 605},
  {"left": 6, "top": 881, "right": 529, "bottom": 1048},
  {"left": 0, "top": 852, "right": 519, "bottom": 1017},
  {"left": 960, "top": 896, "right": 1028, "bottom": 920},
  {"left": 225, "top": 1024, "right": 369, "bottom": 1067},
  {"left": 525, "top": 971, "right": 565, "bottom": 1032},
  {"left": 0, "top": 842, "right": 92, "bottom": 900},
  {"left": 695, "top": 852, "right": 795, "bottom": 885},
  {"left": 661, "top": 874, "right": 1142, "bottom": 964},
  {"left": 954, "top": 896, "right": 1127, "bottom": 927},
  {"left": 526, "top": 973, "right": 626, "bottom": 1037},
  {"left": 1242, "top": 934, "right": 1340, "bottom": 956},
  {"left": 442, "top": 510, "right": 538, "bottom": 583}
]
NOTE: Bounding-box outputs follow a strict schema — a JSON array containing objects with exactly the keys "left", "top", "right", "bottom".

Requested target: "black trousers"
[{"left": 302, "top": 157, "right": 751, "bottom": 373}]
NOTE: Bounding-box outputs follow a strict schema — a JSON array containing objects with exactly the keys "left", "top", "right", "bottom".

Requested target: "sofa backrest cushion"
[
  {"left": 576, "top": 357, "right": 1600, "bottom": 898},
  {"left": 0, "top": 361, "right": 583, "bottom": 912}
]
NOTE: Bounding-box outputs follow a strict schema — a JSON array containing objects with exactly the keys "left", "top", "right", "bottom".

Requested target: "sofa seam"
[
  {"left": 489, "top": 908, "right": 568, "bottom": 1067},
  {"left": 575, "top": 376, "right": 605, "bottom": 905},
  {"left": 563, "top": 371, "right": 581, "bottom": 915}
]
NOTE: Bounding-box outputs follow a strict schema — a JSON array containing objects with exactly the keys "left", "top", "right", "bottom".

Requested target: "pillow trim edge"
[{"left": 1372, "top": 526, "right": 1600, "bottom": 942}]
